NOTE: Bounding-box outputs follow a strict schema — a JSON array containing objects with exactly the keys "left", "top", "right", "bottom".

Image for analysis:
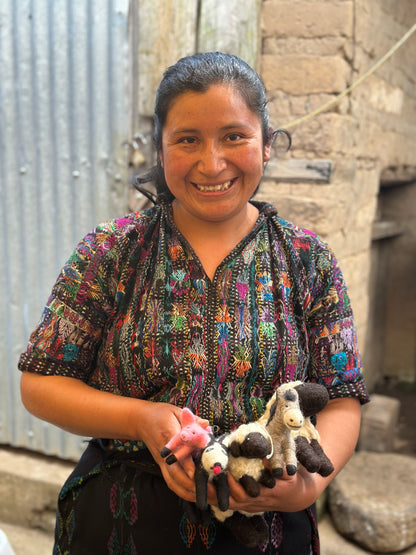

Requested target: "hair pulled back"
[{"left": 136, "top": 52, "right": 274, "bottom": 200}]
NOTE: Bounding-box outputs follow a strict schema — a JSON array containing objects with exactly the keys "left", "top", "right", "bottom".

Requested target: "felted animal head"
[
  {"left": 227, "top": 422, "right": 273, "bottom": 459},
  {"left": 267, "top": 386, "right": 304, "bottom": 431},
  {"left": 201, "top": 439, "right": 229, "bottom": 477},
  {"left": 178, "top": 408, "right": 212, "bottom": 444},
  {"left": 160, "top": 408, "right": 213, "bottom": 464}
]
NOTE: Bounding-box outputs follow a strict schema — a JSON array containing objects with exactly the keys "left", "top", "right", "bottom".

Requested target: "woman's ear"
[
  {"left": 263, "top": 143, "right": 272, "bottom": 162},
  {"left": 158, "top": 151, "right": 164, "bottom": 169},
  {"left": 263, "top": 126, "right": 274, "bottom": 162}
]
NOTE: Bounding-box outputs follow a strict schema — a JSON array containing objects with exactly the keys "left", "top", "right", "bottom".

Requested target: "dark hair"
[{"left": 135, "top": 52, "right": 277, "bottom": 201}]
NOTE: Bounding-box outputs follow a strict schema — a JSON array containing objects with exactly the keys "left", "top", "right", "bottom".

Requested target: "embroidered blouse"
[{"left": 18, "top": 200, "right": 369, "bottom": 435}]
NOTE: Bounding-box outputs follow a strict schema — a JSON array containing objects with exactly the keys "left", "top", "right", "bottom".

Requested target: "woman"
[{"left": 19, "top": 52, "right": 369, "bottom": 554}]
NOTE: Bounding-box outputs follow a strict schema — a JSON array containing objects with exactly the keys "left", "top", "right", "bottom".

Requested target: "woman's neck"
[{"left": 171, "top": 201, "right": 259, "bottom": 279}]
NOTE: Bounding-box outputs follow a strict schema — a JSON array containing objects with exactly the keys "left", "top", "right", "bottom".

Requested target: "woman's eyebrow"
[
  {"left": 170, "top": 122, "right": 252, "bottom": 135},
  {"left": 170, "top": 128, "right": 199, "bottom": 135},
  {"left": 221, "top": 122, "right": 252, "bottom": 130}
]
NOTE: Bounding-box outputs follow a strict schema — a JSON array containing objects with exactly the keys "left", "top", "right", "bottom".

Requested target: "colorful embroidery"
[
  {"left": 19, "top": 200, "right": 368, "bottom": 434},
  {"left": 20, "top": 199, "right": 369, "bottom": 553}
]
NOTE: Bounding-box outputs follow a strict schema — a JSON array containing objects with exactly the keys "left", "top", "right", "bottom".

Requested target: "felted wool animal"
[
  {"left": 214, "top": 423, "right": 275, "bottom": 547},
  {"left": 160, "top": 407, "right": 213, "bottom": 465},
  {"left": 194, "top": 430, "right": 270, "bottom": 548},
  {"left": 194, "top": 435, "right": 230, "bottom": 512},
  {"left": 292, "top": 382, "right": 334, "bottom": 477},
  {"left": 226, "top": 422, "right": 275, "bottom": 497},
  {"left": 257, "top": 382, "right": 305, "bottom": 477}
]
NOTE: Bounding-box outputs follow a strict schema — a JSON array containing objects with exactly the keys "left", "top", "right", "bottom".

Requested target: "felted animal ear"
[
  {"left": 295, "top": 383, "right": 329, "bottom": 417},
  {"left": 283, "top": 390, "right": 297, "bottom": 402},
  {"left": 181, "top": 407, "right": 196, "bottom": 426}
]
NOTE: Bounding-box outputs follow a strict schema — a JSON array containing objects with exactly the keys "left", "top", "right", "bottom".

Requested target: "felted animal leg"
[
  {"left": 224, "top": 512, "right": 268, "bottom": 548},
  {"left": 160, "top": 434, "right": 183, "bottom": 459},
  {"left": 168, "top": 444, "right": 191, "bottom": 462},
  {"left": 269, "top": 451, "right": 284, "bottom": 478},
  {"left": 165, "top": 453, "right": 178, "bottom": 465},
  {"left": 249, "top": 514, "right": 269, "bottom": 544},
  {"left": 283, "top": 438, "right": 298, "bottom": 475},
  {"left": 195, "top": 464, "right": 209, "bottom": 510},
  {"left": 160, "top": 446, "right": 172, "bottom": 458},
  {"left": 286, "top": 464, "right": 297, "bottom": 476},
  {"left": 213, "top": 472, "right": 230, "bottom": 511},
  {"left": 295, "top": 436, "right": 321, "bottom": 473},
  {"left": 310, "top": 439, "right": 334, "bottom": 476},
  {"left": 239, "top": 474, "right": 261, "bottom": 497},
  {"left": 271, "top": 466, "right": 284, "bottom": 478},
  {"left": 182, "top": 501, "right": 211, "bottom": 526},
  {"left": 259, "top": 468, "right": 276, "bottom": 489},
  {"left": 182, "top": 500, "right": 199, "bottom": 523}
]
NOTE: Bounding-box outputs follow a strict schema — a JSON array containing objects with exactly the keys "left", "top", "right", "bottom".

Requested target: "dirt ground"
[{"left": 374, "top": 378, "right": 416, "bottom": 456}]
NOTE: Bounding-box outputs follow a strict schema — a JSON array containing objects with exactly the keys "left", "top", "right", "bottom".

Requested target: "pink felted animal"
[{"left": 160, "top": 408, "right": 213, "bottom": 465}]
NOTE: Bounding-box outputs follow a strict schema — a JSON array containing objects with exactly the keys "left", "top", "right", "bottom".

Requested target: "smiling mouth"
[{"left": 193, "top": 179, "right": 234, "bottom": 193}]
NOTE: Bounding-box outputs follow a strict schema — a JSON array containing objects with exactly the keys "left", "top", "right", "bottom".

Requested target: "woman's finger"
[{"left": 161, "top": 462, "right": 197, "bottom": 501}]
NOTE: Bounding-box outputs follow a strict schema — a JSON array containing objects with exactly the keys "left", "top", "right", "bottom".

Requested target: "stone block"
[
  {"left": 358, "top": 394, "right": 401, "bottom": 452},
  {"left": 262, "top": 55, "right": 350, "bottom": 95},
  {"left": 263, "top": 36, "right": 349, "bottom": 58},
  {"left": 328, "top": 451, "right": 416, "bottom": 553},
  {"left": 262, "top": 1, "right": 353, "bottom": 39},
  {"left": 291, "top": 113, "right": 356, "bottom": 157}
]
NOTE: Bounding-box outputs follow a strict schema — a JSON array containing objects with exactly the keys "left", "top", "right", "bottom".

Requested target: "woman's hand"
[
  {"left": 226, "top": 467, "right": 319, "bottom": 513},
  {"left": 135, "top": 400, "right": 201, "bottom": 502}
]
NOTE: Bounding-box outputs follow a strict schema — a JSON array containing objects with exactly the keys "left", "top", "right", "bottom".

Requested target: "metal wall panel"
[{"left": 0, "top": 0, "right": 131, "bottom": 459}]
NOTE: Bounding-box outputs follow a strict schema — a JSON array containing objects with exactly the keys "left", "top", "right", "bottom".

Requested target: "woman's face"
[{"left": 160, "top": 84, "right": 271, "bottom": 226}]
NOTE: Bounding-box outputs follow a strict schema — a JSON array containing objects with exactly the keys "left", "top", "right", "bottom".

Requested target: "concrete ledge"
[{"left": 0, "top": 447, "right": 74, "bottom": 533}]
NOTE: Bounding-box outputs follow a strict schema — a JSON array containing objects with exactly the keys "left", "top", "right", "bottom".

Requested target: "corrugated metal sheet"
[{"left": 0, "top": 0, "right": 131, "bottom": 459}]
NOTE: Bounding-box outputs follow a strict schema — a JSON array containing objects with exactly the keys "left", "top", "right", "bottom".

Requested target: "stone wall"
[{"left": 258, "top": 0, "right": 416, "bottom": 388}]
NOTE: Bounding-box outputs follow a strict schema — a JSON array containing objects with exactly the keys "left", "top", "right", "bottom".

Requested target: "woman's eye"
[
  {"left": 227, "top": 133, "right": 242, "bottom": 142},
  {"left": 178, "top": 137, "right": 196, "bottom": 144}
]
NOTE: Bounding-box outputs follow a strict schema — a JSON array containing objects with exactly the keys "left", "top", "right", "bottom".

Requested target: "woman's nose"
[{"left": 197, "top": 142, "right": 227, "bottom": 175}]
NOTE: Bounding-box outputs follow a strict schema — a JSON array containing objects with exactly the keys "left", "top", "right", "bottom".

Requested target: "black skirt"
[{"left": 54, "top": 439, "right": 319, "bottom": 554}]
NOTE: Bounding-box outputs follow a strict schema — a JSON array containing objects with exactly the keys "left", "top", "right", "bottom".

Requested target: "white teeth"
[{"left": 194, "top": 180, "right": 232, "bottom": 192}]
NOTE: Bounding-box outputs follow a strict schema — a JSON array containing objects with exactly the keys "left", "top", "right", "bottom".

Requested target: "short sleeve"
[
  {"left": 18, "top": 221, "right": 125, "bottom": 380},
  {"left": 305, "top": 240, "right": 369, "bottom": 404}
]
